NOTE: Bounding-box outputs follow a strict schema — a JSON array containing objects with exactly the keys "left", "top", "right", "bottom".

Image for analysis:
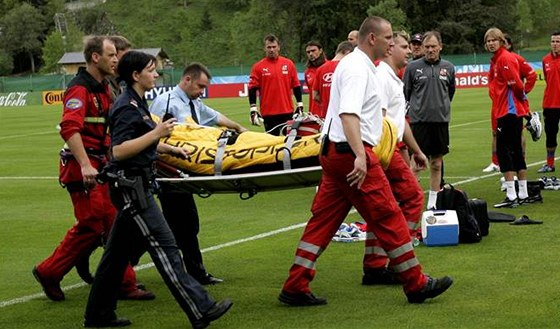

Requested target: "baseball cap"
[{"left": 411, "top": 33, "right": 423, "bottom": 43}]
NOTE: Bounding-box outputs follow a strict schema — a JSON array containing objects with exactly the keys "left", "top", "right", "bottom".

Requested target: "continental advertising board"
[{"left": 42, "top": 90, "right": 65, "bottom": 105}]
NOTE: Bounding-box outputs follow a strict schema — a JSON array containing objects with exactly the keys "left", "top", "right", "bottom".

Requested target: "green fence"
[
  {"left": 444, "top": 50, "right": 548, "bottom": 65},
  {"left": 0, "top": 50, "right": 549, "bottom": 93}
]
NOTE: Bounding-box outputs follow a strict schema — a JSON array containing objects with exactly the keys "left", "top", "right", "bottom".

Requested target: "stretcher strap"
[
  {"left": 282, "top": 121, "right": 300, "bottom": 170},
  {"left": 214, "top": 135, "right": 229, "bottom": 176}
]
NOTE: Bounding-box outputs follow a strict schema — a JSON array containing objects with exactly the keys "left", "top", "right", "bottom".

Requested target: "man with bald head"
[
  {"left": 279, "top": 17, "right": 453, "bottom": 307},
  {"left": 347, "top": 30, "right": 358, "bottom": 47}
]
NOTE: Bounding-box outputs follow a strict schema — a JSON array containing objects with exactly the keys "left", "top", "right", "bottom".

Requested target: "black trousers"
[
  {"left": 544, "top": 108, "right": 560, "bottom": 148},
  {"left": 85, "top": 181, "right": 214, "bottom": 324},
  {"left": 158, "top": 188, "right": 207, "bottom": 280}
]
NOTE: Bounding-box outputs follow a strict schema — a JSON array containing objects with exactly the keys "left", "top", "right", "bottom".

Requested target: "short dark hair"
[
  {"left": 264, "top": 34, "right": 280, "bottom": 44},
  {"left": 83, "top": 35, "right": 110, "bottom": 64},
  {"left": 305, "top": 40, "right": 323, "bottom": 49},
  {"left": 335, "top": 41, "right": 354, "bottom": 54},
  {"left": 504, "top": 33, "right": 514, "bottom": 51},
  {"left": 117, "top": 50, "right": 156, "bottom": 87},
  {"left": 358, "top": 16, "right": 390, "bottom": 42},
  {"left": 552, "top": 31, "right": 560, "bottom": 37},
  {"left": 182, "top": 62, "right": 212, "bottom": 81},
  {"left": 109, "top": 35, "right": 132, "bottom": 52}
]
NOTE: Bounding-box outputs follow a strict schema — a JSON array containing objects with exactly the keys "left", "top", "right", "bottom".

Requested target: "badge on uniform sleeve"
[{"left": 65, "top": 98, "right": 83, "bottom": 110}]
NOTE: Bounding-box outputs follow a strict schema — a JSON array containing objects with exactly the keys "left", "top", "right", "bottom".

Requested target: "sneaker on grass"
[
  {"left": 482, "top": 163, "right": 500, "bottom": 173},
  {"left": 537, "top": 164, "right": 555, "bottom": 173},
  {"left": 494, "top": 197, "right": 519, "bottom": 208}
]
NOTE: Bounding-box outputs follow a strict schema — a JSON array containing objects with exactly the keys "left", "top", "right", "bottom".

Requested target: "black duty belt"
[{"left": 334, "top": 142, "right": 353, "bottom": 154}]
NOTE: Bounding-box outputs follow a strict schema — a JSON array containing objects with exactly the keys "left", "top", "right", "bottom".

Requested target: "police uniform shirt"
[
  {"left": 149, "top": 86, "right": 219, "bottom": 125},
  {"left": 322, "top": 47, "right": 384, "bottom": 146},
  {"left": 377, "top": 60, "right": 406, "bottom": 141},
  {"left": 109, "top": 87, "right": 158, "bottom": 169}
]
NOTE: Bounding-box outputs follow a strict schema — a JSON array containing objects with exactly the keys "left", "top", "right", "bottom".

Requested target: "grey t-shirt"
[{"left": 403, "top": 57, "right": 455, "bottom": 123}]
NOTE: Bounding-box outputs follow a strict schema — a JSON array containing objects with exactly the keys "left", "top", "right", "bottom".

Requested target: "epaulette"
[{"left": 130, "top": 99, "right": 138, "bottom": 108}]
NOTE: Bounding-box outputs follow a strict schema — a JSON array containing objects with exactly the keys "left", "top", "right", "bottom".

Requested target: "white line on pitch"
[
  {"left": 0, "top": 152, "right": 554, "bottom": 308},
  {"left": 0, "top": 176, "right": 58, "bottom": 180},
  {"left": 0, "top": 223, "right": 308, "bottom": 308},
  {"left": 0, "top": 130, "right": 57, "bottom": 141}
]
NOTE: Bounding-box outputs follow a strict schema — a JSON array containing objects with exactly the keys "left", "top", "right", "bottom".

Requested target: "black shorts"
[
  {"left": 410, "top": 122, "right": 449, "bottom": 157},
  {"left": 496, "top": 114, "right": 526, "bottom": 172}
]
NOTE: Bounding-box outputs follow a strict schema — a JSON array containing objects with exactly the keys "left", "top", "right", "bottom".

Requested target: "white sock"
[
  {"left": 517, "top": 180, "right": 528, "bottom": 199},
  {"left": 505, "top": 181, "right": 517, "bottom": 200},
  {"left": 427, "top": 190, "right": 438, "bottom": 209}
]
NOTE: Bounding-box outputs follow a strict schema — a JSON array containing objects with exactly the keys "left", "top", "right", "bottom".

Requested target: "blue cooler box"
[{"left": 421, "top": 210, "right": 459, "bottom": 246}]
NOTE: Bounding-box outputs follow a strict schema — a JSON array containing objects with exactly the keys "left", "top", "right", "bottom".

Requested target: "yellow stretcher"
[{"left": 155, "top": 116, "right": 397, "bottom": 199}]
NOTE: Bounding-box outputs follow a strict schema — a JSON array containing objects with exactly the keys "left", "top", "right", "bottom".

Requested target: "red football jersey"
[
  {"left": 312, "top": 60, "right": 340, "bottom": 118},
  {"left": 305, "top": 64, "right": 324, "bottom": 115},
  {"left": 488, "top": 47, "right": 528, "bottom": 119},
  {"left": 511, "top": 52, "right": 536, "bottom": 94},
  {"left": 542, "top": 52, "right": 560, "bottom": 109},
  {"left": 248, "top": 56, "right": 300, "bottom": 116}
]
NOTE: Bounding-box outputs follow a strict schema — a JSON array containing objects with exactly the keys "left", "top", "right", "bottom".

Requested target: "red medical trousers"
[
  {"left": 282, "top": 143, "right": 426, "bottom": 294},
  {"left": 36, "top": 183, "right": 137, "bottom": 291},
  {"left": 363, "top": 150, "right": 424, "bottom": 270}
]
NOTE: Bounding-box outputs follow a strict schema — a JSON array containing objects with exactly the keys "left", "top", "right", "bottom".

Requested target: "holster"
[
  {"left": 320, "top": 134, "right": 330, "bottom": 156},
  {"left": 115, "top": 172, "right": 149, "bottom": 211}
]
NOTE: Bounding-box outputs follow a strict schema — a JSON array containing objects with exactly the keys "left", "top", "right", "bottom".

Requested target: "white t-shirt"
[
  {"left": 377, "top": 61, "right": 406, "bottom": 141},
  {"left": 321, "top": 48, "right": 383, "bottom": 146}
]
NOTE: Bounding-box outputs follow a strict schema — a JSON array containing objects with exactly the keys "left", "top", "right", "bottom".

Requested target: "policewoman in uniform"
[{"left": 84, "top": 50, "right": 232, "bottom": 328}]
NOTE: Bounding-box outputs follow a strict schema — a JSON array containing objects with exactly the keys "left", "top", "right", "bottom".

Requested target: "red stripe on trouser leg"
[{"left": 363, "top": 151, "right": 423, "bottom": 271}]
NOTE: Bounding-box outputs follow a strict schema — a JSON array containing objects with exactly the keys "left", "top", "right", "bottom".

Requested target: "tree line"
[{"left": 0, "top": 0, "right": 558, "bottom": 75}]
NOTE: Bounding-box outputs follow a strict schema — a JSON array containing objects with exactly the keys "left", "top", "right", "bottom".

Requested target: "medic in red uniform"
[{"left": 33, "top": 36, "right": 153, "bottom": 301}]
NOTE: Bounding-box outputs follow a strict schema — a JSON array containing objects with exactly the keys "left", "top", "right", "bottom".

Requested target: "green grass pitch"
[{"left": 1, "top": 86, "right": 560, "bottom": 328}]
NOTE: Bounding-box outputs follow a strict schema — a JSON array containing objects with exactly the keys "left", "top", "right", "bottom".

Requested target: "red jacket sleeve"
[
  {"left": 517, "top": 55, "right": 536, "bottom": 94},
  {"left": 59, "top": 85, "right": 88, "bottom": 142},
  {"left": 497, "top": 56, "right": 525, "bottom": 101},
  {"left": 290, "top": 61, "right": 301, "bottom": 88}
]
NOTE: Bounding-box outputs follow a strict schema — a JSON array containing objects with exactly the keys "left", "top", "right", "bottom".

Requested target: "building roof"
[{"left": 57, "top": 48, "right": 169, "bottom": 64}]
